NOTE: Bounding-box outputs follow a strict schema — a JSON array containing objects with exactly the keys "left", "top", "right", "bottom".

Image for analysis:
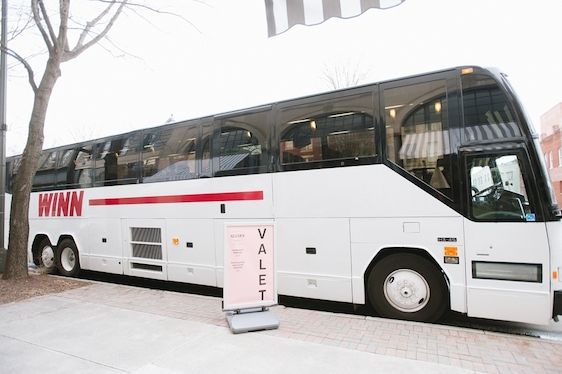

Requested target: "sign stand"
[
  {"left": 223, "top": 223, "right": 279, "bottom": 334},
  {"left": 226, "top": 307, "right": 279, "bottom": 334}
]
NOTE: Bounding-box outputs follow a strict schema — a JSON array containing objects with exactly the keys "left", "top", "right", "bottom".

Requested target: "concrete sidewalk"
[{"left": 0, "top": 281, "right": 560, "bottom": 374}]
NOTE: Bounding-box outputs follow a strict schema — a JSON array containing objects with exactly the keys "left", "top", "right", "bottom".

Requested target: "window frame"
[
  {"left": 141, "top": 121, "right": 200, "bottom": 183},
  {"left": 212, "top": 106, "right": 272, "bottom": 177},
  {"left": 462, "top": 145, "right": 543, "bottom": 222},
  {"left": 92, "top": 131, "right": 142, "bottom": 187},
  {"left": 380, "top": 70, "right": 459, "bottom": 207},
  {"left": 276, "top": 88, "right": 379, "bottom": 172}
]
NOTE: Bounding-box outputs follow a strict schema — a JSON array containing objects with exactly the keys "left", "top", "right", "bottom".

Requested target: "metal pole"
[{"left": 0, "top": 0, "right": 7, "bottom": 251}]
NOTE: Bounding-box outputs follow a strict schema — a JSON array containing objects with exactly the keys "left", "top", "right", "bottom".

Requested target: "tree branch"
[
  {"left": 9, "top": 8, "right": 35, "bottom": 42},
  {"left": 56, "top": 0, "right": 70, "bottom": 54},
  {"left": 62, "top": 0, "right": 128, "bottom": 62},
  {"left": 94, "top": 0, "right": 204, "bottom": 34},
  {"left": 31, "top": 0, "right": 53, "bottom": 53},
  {"left": 73, "top": 0, "right": 115, "bottom": 54},
  {"left": 1, "top": 46, "right": 38, "bottom": 93},
  {"left": 38, "top": 0, "right": 58, "bottom": 50}
]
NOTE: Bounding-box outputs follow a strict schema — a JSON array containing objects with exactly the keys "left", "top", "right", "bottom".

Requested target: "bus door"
[{"left": 462, "top": 148, "right": 551, "bottom": 324}]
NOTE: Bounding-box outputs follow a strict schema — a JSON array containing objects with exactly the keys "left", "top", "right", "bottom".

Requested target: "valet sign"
[{"left": 223, "top": 223, "right": 276, "bottom": 311}]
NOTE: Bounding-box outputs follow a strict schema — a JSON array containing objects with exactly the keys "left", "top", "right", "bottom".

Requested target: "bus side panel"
[
  {"left": 81, "top": 218, "right": 123, "bottom": 274},
  {"left": 350, "top": 217, "right": 466, "bottom": 313},
  {"left": 84, "top": 174, "right": 273, "bottom": 221},
  {"left": 276, "top": 218, "right": 352, "bottom": 303},
  {"left": 547, "top": 221, "right": 562, "bottom": 292},
  {"left": 464, "top": 219, "right": 551, "bottom": 324},
  {"left": 214, "top": 218, "right": 276, "bottom": 289},
  {"left": 273, "top": 165, "right": 456, "bottom": 219},
  {"left": 28, "top": 216, "right": 117, "bottom": 273},
  {"left": 166, "top": 218, "right": 216, "bottom": 287}
]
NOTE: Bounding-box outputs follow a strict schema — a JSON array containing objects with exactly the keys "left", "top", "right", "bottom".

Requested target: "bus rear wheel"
[
  {"left": 35, "top": 238, "right": 56, "bottom": 274},
  {"left": 55, "top": 239, "right": 81, "bottom": 277},
  {"left": 367, "top": 253, "right": 448, "bottom": 322}
]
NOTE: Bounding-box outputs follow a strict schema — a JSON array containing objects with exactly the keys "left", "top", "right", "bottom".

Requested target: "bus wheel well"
[
  {"left": 31, "top": 235, "right": 51, "bottom": 266},
  {"left": 364, "top": 247, "right": 450, "bottom": 303},
  {"left": 57, "top": 235, "right": 76, "bottom": 248}
]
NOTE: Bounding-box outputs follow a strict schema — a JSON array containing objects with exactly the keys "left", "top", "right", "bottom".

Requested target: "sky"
[{"left": 5, "top": 0, "right": 562, "bottom": 156}]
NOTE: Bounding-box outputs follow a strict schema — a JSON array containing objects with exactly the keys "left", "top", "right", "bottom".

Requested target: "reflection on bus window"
[
  {"left": 462, "top": 74, "right": 521, "bottom": 142},
  {"left": 279, "top": 93, "right": 376, "bottom": 170},
  {"left": 94, "top": 133, "right": 141, "bottom": 186},
  {"left": 215, "top": 127, "right": 262, "bottom": 175},
  {"left": 32, "top": 150, "right": 59, "bottom": 191},
  {"left": 469, "top": 154, "right": 533, "bottom": 221},
  {"left": 281, "top": 112, "right": 374, "bottom": 164},
  {"left": 384, "top": 80, "right": 452, "bottom": 199},
  {"left": 213, "top": 110, "right": 270, "bottom": 176},
  {"left": 73, "top": 146, "right": 94, "bottom": 188},
  {"left": 142, "top": 124, "right": 198, "bottom": 183}
]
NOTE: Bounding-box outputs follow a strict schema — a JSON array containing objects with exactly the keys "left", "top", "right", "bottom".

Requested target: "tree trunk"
[{"left": 2, "top": 57, "right": 61, "bottom": 280}]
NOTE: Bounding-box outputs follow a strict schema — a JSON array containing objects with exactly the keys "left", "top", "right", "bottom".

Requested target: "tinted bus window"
[
  {"left": 55, "top": 145, "right": 95, "bottom": 189},
  {"left": 73, "top": 145, "right": 94, "bottom": 188},
  {"left": 462, "top": 74, "right": 521, "bottom": 142},
  {"left": 384, "top": 80, "right": 452, "bottom": 199},
  {"left": 142, "top": 124, "right": 198, "bottom": 183},
  {"left": 213, "top": 110, "right": 270, "bottom": 176},
  {"left": 278, "top": 92, "right": 375, "bottom": 170},
  {"left": 32, "top": 150, "right": 59, "bottom": 191},
  {"left": 94, "top": 133, "right": 141, "bottom": 186}
]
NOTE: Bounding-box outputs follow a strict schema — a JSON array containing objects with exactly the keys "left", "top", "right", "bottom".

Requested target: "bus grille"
[
  {"left": 131, "top": 227, "right": 162, "bottom": 243},
  {"left": 130, "top": 227, "right": 163, "bottom": 260},
  {"left": 132, "top": 243, "right": 162, "bottom": 260}
]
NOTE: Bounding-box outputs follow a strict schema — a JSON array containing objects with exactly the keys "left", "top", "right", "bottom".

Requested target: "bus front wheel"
[
  {"left": 367, "top": 253, "right": 448, "bottom": 322},
  {"left": 55, "top": 239, "right": 81, "bottom": 277}
]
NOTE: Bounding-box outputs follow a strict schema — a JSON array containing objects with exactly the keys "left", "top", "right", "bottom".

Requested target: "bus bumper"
[{"left": 554, "top": 291, "right": 562, "bottom": 317}]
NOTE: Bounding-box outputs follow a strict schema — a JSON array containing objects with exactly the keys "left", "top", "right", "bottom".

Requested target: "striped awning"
[
  {"left": 265, "top": 0, "right": 405, "bottom": 37},
  {"left": 464, "top": 122, "right": 521, "bottom": 142},
  {"left": 219, "top": 153, "right": 249, "bottom": 171},
  {"left": 398, "top": 122, "right": 521, "bottom": 160},
  {"left": 399, "top": 130, "right": 451, "bottom": 160}
]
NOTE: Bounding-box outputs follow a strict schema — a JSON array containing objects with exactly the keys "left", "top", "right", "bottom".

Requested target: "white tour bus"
[{"left": 6, "top": 66, "right": 562, "bottom": 324}]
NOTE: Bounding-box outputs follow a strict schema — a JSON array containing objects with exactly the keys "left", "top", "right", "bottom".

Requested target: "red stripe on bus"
[{"left": 89, "top": 191, "right": 264, "bottom": 206}]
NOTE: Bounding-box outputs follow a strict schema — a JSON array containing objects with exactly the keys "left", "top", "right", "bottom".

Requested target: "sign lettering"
[
  {"left": 223, "top": 223, "right": 276, "bottom": 310},
  {"left": 38, "top": 191, "right": 84, "bottom": 217}
]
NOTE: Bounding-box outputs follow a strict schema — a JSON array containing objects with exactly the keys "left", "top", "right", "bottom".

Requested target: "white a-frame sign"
[{"left": 223, "top": 222, "right": 279, "bottom": 333}]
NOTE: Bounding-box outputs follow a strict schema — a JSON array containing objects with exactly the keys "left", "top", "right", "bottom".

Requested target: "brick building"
[{"left": 540, "top": 103, "right": 562, "bottom": 206}]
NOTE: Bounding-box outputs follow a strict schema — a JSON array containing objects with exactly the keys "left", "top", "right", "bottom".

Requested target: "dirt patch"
[{"left": 0, "top": 272, "right": 89, "bottom": 305}]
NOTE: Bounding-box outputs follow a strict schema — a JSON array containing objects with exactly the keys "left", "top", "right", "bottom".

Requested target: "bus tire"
[
  {"left": 35, "top": 238, "right": 57, "bottom": 274},
  {"left": 367, "top": 253, "right": 448, "bottom": 322},
  {"left": 55, "top": 238, "right": 81, "bottom": 277}
]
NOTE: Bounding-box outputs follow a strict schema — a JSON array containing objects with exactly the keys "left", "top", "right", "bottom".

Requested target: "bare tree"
[
  {"left": 1, "top": 0, "right": 130, "bottom": 279},
  {"left": 322, "top": 62, "right": 369, "bottom": 90}
]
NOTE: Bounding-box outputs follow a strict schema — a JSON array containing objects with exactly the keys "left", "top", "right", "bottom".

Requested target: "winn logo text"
[{"left": 38, "top": 191, "right": 84, "bottom": 217}]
